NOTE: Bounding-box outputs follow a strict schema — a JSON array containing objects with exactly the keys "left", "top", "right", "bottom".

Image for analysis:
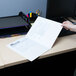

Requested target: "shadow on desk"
[{"left": 0, "top": 50, "right": 76, "bottom": 76}]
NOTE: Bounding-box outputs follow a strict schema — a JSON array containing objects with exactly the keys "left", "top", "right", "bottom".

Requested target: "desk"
[
  {"left": 0, "top": 58, "right": 4, "bottom": 69},
  {"left": 0, "top": 34, "right": 76, "bottom": 69}
]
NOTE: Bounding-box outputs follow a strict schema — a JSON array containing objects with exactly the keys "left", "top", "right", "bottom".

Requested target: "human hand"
[{"left": 62, "top": 21, "right": 76, "bottom": 32}]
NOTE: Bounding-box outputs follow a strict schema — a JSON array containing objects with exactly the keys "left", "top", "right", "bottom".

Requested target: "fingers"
[
  {"left": 62, "top": 21, "right": 68, "bottom": 24},
  {"left": 63, "top": 26, "right": 69, "bottom": 30},
  {"left": 62, "top": 21, "right": 71, "bottom": 30},
  {"left": 62, "top": 21, "right": 75, "bottom": 31}
]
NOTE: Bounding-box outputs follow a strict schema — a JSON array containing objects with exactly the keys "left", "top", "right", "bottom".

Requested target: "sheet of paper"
[{"left": 8, "top": 16, "right": 63, "bottom": 61}]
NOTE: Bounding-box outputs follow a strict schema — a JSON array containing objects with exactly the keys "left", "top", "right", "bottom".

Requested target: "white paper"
[{"left": 8, "top": 16, "right": 63, "bottom": 61}]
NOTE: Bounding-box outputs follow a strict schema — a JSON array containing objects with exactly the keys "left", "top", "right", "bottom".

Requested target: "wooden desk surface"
[
  {"left": 0, "top": 34, "right": 76, "bottom": 69},
  {"left": 0, "top": 58, "right": 4, "bottom": 69}
]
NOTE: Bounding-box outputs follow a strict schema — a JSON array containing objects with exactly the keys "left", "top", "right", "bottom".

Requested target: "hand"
[{"left": 62, "top": 21, "right": 76, "bottom": 32}]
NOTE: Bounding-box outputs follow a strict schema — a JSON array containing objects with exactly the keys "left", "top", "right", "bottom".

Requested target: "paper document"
[{"left": 8, "top": 16, "right": 63, "bottom": 61}]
